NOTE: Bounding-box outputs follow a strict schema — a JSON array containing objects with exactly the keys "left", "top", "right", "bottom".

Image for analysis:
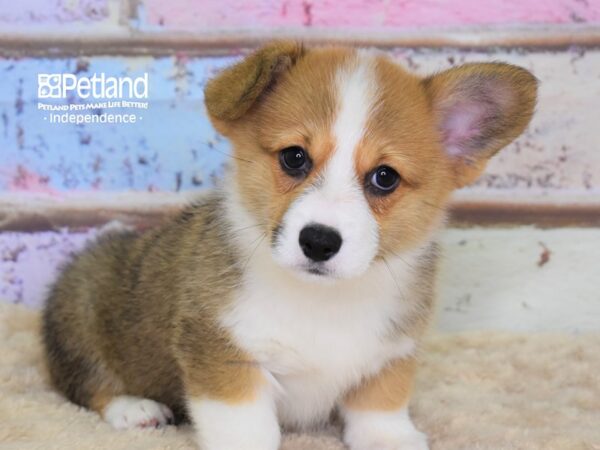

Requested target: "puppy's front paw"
[
  {"left": 103, "top": 395, "right": 174, "bottom": 430},
  {"left": 343, "top": 408, "right": 429, "bottom": 450}
]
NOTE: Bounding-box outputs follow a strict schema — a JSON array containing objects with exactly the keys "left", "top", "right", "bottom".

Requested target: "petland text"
[{"left": 38, "top": 73, "right": 148, "bottom": 99}]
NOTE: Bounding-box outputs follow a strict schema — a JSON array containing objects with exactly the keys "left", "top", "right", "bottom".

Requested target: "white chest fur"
[{"left": 220, "top": 244, "right": 419, "bottom": 428}]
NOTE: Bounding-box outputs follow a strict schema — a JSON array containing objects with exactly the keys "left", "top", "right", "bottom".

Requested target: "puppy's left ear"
[
  {"left": 204, "top": 41, "right": 304, "bottom": 129},
  {"left": 423, "top": 63, "right": 538, "bottom": 188}
]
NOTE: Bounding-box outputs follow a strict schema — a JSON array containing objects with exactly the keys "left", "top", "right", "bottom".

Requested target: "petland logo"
[
  {"left": 38, "top": 73, "right": 148, "bottom": 99},
  {"left": 37, "top": 72, "right": 149, "bottom": 125}
]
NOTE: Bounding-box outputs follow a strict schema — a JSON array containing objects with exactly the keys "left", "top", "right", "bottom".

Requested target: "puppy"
[{"left": 43, "top": 41, "right": 537, "bottom": 450}]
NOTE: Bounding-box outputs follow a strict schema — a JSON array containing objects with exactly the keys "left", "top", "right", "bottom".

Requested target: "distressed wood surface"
[
  {"left": 3, "top": 25, "right": 600, "bottom": 58},
  {"left": 437, "top": 227, "right": 600, "bottom": 332},
  {"left": 3, "top": 194, "right": 600, "bottom": 232},
  {"left": 4, "top": 0, "right": 599, "bottom": 28},
  {"left": 0, "top": 0, "right": 113, "bottom": 25},
  {"left": 1, "top": 49, "right": 598, "bottom": 201},
  {"left": 1, "top": 0, "right": 599, "bottom": 318},
  {"left": 0, "top": 230, "right": 96, "bottom": 306},
  {"left": 2, "top": 1, "right": 600, "bottom": 56},
  {"left": 141, "top": 0, "right": 600, "bottom": 29},
  {"left": 0, "top": 56, "right": 230, "bottom": 193},
  {"left": 5, "top": 226, "right": 600, "bottom": 335}
]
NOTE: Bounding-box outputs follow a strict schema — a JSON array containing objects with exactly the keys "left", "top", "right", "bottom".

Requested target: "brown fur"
[
  {"left": 361, "top": 57, "right": 456, "bottom": 257},
  {"left": 207, "top": 46, "right": 350, "bottom": 244},
  {"left": 343, "top": 357, "right": 417, "bottom": 411},
  {"left": 42, "top": 194, "right": 258, "bottom": 421},
  {"left": 43, "top": 41, "right": 537, "bottom": 433},
  {"left": 204, "top": 41, "right": 305, "bottom": 123}
]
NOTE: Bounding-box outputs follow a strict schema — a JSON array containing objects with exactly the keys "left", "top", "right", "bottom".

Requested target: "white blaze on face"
[{"left": 273, "top": 54, "right": 380, "bottom": 280}]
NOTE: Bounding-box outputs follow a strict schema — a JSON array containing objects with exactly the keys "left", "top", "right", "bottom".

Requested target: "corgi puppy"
[{"left": 43, "top": 41, "right": 537, "bottom": 450}]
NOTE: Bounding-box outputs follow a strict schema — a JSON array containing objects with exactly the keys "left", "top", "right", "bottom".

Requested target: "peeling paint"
[
  {"left": 0, "top": 229, "right": 97, "bottom": 306},
  {"left": 3, "top": 226, "right": 600, "bottom": 335},
  {"left": 1, "top": 50, "right": 598, "bottom": 198},
  {"left": 400, "top": 47, "right": 600, "bottom": 199},
  {"left": 0, "top": 55, "right": 234, "bottom": 192},
  {"left": 7, "top": 165, "right": 57, "bottom": 195},
  {"left": 139, "top": 0, "right": 600, "bottom": 29},
  {"left": 0, "top": 0, "right": 109, "bottom": 25}
]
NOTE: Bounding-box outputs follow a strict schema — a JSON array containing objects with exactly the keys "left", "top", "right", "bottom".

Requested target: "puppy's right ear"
[{"left": 204, "top": 41, "right": 304, "bottom": 130}]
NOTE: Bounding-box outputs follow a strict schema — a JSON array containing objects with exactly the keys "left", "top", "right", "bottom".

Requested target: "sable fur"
[{"left": 43, "top": 193, "right": 245, "bottom": 423}]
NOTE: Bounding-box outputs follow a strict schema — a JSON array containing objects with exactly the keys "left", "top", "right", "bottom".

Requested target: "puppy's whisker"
[
  {"left": 229, "top": 223, "right": 267, "bottom": 235},
  {"left": 241, "top": 232, "right": 267, "bottom": 273},
  {"left": 382, "top": 247, "right": 416, "bottom": 270},
  {"left": 211, "top": 147, "right": 255, "bottom": 164},
  {"left": 420, "top": 200, "right": 446, "bottom": 213},
  {"left": 382, "top": 257, "right": 400, "bottom": 289},
  {"left": 384, "top": 250, "right": 416, "bottom": 271},
  {"left": 224, "top": 359, "right": 261, "bottom": 367},
  {"left": 382, "top": 257, "right": 409, "bottom": 304},
  {"left": 244, "top": 231, "right": 266, "bottom": 250}
]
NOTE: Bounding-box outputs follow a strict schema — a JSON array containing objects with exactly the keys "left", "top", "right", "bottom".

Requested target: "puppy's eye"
[
  {"left": 368, "top": 165, "right": 401, "bottom": 195},
  {"left": 279, "top": 146, "right": 311, "bottom": 177}
]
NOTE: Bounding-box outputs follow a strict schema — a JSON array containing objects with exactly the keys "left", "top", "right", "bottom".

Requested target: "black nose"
[{"left": 299, "top": 224, "right": 342, "bottom": 262}]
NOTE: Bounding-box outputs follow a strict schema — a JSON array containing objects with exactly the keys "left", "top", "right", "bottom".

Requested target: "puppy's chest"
[{"left": 221, "top": 273, "right": 415, "bottom": 424}]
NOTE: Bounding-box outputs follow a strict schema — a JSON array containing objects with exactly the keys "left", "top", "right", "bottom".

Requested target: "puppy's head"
[{"left": 205, "top": 42, "right": 537, "bottom": 281}]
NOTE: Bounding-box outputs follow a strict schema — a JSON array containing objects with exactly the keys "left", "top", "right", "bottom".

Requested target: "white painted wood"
[{"left": 436, "top": 227, "right": 600, "bottom": 332}]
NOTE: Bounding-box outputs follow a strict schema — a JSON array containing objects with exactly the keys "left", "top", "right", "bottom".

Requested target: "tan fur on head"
[
  {"left": 204, "top": 41, "right": 304, "bottom": 125},
  {"left": 203, "top": 42, "right": 538, "bottom": 262}
]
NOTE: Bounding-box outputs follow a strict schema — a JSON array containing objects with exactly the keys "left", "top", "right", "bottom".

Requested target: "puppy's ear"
[
  {"left": 204, "top": 41, "right": 304, "bottom": 127},
  {"left": 423, "top": 63, "right": 537, "bottom": 188}
]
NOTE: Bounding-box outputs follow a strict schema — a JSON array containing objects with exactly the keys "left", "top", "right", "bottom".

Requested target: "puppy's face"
[{"left": 205, "top": 42, "right": 537, "bottom": 281}]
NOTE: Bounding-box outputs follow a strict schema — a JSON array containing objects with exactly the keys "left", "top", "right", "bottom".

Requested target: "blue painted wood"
[{"left": 0, "top": 55, "right": 239, "bottom": 192}]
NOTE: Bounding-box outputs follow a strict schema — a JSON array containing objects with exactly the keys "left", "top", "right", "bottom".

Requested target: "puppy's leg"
[
  {"left": 92, "top": 393, "right": 175, "bottom": 430},
  {"left": 188, "top": 386, "right": 279, "bottom": 450},
  {"left": 341, "top": 357, "right": 428, "bottom": 450},
  {"left": 177, "top": 329, "right": 280, "bottom": 450}
]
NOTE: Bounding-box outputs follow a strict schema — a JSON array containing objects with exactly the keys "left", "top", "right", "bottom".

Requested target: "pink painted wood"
[
  {"left": 0, "top": 0, "right": 108, "bottom": 24},
  {"left": 141, "top": 0, "right": 600, "bottom": 29}
]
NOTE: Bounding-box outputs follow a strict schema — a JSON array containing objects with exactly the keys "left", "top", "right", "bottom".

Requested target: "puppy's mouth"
[
  {"left": 306, "top": 265, "right": 328, "bottom": 276},
  {"left": 296, "top": 263, "right": 339, "bottom": 282}
]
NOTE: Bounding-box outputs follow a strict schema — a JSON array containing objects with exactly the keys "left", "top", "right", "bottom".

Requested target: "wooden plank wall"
[{"left": 1, "top": 0, "right": 599, "bottom": 305}]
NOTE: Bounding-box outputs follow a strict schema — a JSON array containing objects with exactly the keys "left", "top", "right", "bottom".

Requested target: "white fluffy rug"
[{"left": 1, "top": 303, "right": 599, "bottom": 450}]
